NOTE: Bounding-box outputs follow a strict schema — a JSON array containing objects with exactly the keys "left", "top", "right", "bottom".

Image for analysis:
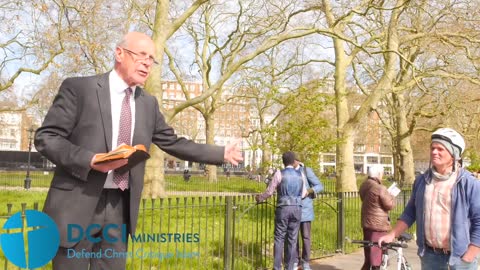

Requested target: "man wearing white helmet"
[
  {"left": 379, "top": 128, "right": 480, "bottom": 270},
  {"left": 359, "top": 164, "right": 396, "bottom": 270}
]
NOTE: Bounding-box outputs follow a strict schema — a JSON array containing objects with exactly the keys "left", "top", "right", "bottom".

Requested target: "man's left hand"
[
  {"left": 462, "top": 245, "right": 480, "bottom": 263},
  {"left": 462, "top": 252, "right": 476, "bottom": 263},
  {"left": 224, "top": 138, "right": 243, "bottom": 165}
]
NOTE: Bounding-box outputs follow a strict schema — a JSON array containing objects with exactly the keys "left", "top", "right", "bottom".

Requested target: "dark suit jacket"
[{"left": 34, "top": 72, "right": 224, "bottom": 248}]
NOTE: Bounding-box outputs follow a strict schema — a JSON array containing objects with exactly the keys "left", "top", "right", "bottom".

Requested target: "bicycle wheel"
[
  {"left": 400, "top": 262, "right": 412, "bottom": 270},
  {"left": 380, "top": 254, "right": 389, "bottom": 270}
]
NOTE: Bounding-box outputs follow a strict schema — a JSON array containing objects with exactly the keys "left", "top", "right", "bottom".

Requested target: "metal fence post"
[
  {"left": 224, "top": 196, "right": 233, "bottom": 270},
  {"left": 336, "top": 192, "right": 344, "bottom": 253}
]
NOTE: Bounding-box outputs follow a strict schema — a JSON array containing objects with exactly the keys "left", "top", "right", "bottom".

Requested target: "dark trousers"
[
  {"left": 296, "top": 221, "right": 312, "bottom": 265},
  {"left": 53, "top": 189, "right": 130, "bottom": 270},
  {"left": 361, "top": 228, "right": 387, "bottom": 270},
  {"left": 273, "top": 206, "right": 302, "bottom": 270}
]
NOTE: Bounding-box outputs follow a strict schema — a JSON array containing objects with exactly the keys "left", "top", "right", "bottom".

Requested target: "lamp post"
[{"left": 24, "top": 127, "right": 34, "bottom": 190}]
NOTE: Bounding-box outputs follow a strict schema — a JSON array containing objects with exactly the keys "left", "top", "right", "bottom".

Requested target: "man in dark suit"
[{"left": 34, "top": 32, "right": 243, "bottom": 270}]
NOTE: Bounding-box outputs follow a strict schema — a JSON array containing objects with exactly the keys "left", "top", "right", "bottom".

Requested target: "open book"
[
  {"left": 387, "top": 182, "right": 401, "bottom": 197},
  {"left": 93, "top": 144, "right": 150, "bottom": 174}
]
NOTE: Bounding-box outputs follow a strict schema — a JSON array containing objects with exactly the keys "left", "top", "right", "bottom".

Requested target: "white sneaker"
[{"left": 302, "top": 264, "right": 312, "bottom": 270}]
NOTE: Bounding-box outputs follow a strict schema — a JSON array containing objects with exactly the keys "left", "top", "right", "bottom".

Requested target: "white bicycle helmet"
[{"left": 431, "top": 128, "right": 465, "bottom": 159}]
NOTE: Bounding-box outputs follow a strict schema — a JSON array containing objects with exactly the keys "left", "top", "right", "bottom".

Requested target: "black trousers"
[
  {"left": 296, "top": 221, "right": 312, "bottom": 265},
  {"left": 53, "top": 189, "right": 130, "bottom": 270}
]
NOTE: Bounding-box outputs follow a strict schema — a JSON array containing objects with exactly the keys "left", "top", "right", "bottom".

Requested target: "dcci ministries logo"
[{"left": 0, "top": 210, "right": 60, "bottom": 268}]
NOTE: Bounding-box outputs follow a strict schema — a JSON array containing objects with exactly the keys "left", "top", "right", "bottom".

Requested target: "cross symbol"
[{"left": 1, "top": 212, "right": 45, "bottom": 269}]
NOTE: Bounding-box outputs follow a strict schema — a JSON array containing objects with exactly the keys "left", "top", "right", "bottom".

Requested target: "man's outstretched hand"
[{"left": 224, "top": 138, "right": 243, "bottom": 166}]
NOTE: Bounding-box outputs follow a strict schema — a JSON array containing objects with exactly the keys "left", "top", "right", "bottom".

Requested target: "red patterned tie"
[{"left": 113, "top": 88, "right": 132, "bottom": 190}]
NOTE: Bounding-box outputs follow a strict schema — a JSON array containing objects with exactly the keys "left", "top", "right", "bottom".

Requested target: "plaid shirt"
[{"left": 424, "top": 171, "right": 457, "bottom": 249}]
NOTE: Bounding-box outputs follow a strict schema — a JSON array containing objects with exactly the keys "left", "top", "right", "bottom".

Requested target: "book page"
[
  {"left": 387, "top": 182, "right": 401, "bottom": 197},
  {"left": 93, "top": 144, "right": 148, "bottom": 165}
]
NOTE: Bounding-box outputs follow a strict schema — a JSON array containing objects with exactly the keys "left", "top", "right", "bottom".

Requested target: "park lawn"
[
  {"left": 0, "top": 171, "right": 268, "bottom": 193},
  {"left": 164, "top": 174, "right": 266, "bottom": 193},
  {"left": 0, "top": 190, "right": 47, "bottom": 215},
  {"left": 0, "top": 170, "right": 53, "bottom": 188}
]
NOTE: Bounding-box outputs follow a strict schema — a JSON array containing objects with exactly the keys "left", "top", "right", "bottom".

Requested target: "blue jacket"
[
  {"left": 299, "top": 166, "right": 324, "bottom": 222},
  {"left": 399, "top": 168, "right": 480, "bottom": 265},
  {"left": 276, "top": 167, "right": 303, "bottom": 207}
]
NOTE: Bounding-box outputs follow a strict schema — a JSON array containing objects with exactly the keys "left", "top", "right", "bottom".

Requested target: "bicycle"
[{"left": 347, "top": 232, "right": 413, "bottom": 270}]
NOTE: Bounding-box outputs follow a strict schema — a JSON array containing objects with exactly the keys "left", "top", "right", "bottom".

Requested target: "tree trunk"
[
  {"left": 205, "top": 114, "right": 217, "bottom": 182},
  {"left": 336, "top": 127, "right": 357, "bottom": 192},
  {"left": 142, "top": 148, "right": 166, "bottom": 198},
  {"left": 393, "top": 93, "right": 415, "bottom": 185},
  {"left": 331, "top": 31, "right": 357, "bottom": 192},
  {"left": 252, "top": 148, "right": 257, "bottom": 171},
  {"left": 391, "top": 139, "right": 402, "bottom": 183},
  {"left": 141, "top": 0, "right": 170, "bottom": 198},
  {"left": 260, "top": 133, "right": 271, "bottom": 171},
  {"left": 261, "top": 147, "right": 272, "bottom": 171}
]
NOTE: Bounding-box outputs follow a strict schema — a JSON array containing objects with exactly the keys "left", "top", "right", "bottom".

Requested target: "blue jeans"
[{"left": 421, "top": 248, "right": 478, "bottom": 270}]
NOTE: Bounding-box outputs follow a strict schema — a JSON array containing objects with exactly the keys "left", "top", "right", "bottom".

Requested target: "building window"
[
  {"left": 323, "top": 155, "right": 336, "bottom": 163},
  {"left": 381, "top": 156, "right": 392, "bottom": 164},
  {"left": 367, "top": 156, "right": 379, "bottom": 164},
  {"left": 354, "top": 144, "right": 365, "bottom": 152},
  {"left": 354, "top": 155, "right": 363, "bottom": 163}
]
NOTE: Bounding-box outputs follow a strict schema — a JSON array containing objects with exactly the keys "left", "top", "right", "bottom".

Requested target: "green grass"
[
  {"left": 0, "top": 171, "right": 339, "bottom": 193},
  {"left": 0, "top": 190, "right": 46, "bottom": 216},
  {"left": 164, "top": 175, "right": 266, "bottom": 193},
  {"left": 0, "top": 171, "right": 53, "bottom": 188},
  {"left": 0, "top": 172, "right": 269, "bottom": 193}
]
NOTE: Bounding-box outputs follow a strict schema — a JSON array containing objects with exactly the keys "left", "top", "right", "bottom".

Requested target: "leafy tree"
[{"left": 274, "top": 82, "right": 337, "bottom": 170}]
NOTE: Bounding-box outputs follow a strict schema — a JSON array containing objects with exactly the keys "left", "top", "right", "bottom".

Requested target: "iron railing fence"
[{"left": 0, "top": 189, "right": 414, "bottom": 270}]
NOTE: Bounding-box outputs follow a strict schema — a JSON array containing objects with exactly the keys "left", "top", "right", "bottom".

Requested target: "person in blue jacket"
[
  {"left": 379, "top": 128, "right": 480, "bottom": 270},
  {"left": 293, "top": 157, "right": 323, "bottom": 270}
]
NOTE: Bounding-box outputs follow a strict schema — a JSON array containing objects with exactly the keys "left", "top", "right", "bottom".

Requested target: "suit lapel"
[{"left": 96, "top": 73, "right": 113, "bottom": 151}]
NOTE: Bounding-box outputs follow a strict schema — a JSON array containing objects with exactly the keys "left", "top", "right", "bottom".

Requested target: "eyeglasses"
[{"left": 121, "top": 47, "right": 159, "bottom": 65}]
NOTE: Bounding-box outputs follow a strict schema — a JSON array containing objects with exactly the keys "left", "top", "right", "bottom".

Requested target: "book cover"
[{"left": 93, "top": 144, "right": 150, "bottom": 174}]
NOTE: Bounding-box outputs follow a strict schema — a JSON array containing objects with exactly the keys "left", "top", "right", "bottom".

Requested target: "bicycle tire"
[
  {"left": 379, "top": 254, "right": 389, "bottom": 270},
  {"left": 400, "top": 262, "right": 412, "bottom": 270}
]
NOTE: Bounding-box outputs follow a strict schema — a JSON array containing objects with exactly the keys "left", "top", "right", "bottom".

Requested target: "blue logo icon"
[{"left": 0, "top": 210, "right": 60, "bottom": 268}]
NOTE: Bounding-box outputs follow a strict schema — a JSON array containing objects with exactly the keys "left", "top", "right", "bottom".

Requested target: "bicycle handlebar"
[{"left": 349, "top": 239, "right": 408, "bottom": 249}]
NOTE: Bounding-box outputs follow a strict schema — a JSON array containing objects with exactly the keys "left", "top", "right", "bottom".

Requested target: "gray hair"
[
  {"left": 116, "top": 36, "right": 129, "bottom": 48},
  {"left": 367, "top": 164, "right": 384, "bottom": 179}
]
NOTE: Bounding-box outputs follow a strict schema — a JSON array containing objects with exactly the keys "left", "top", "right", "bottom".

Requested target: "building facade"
[
  {"left": 0, "top": 110, "right": 35, "bottom": 151},
  {"left": 319, "top": 111, "right": 394, "bottom": 175},
  {"left": 161, "top": 81, "right": 252, "bottom": 171}
]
